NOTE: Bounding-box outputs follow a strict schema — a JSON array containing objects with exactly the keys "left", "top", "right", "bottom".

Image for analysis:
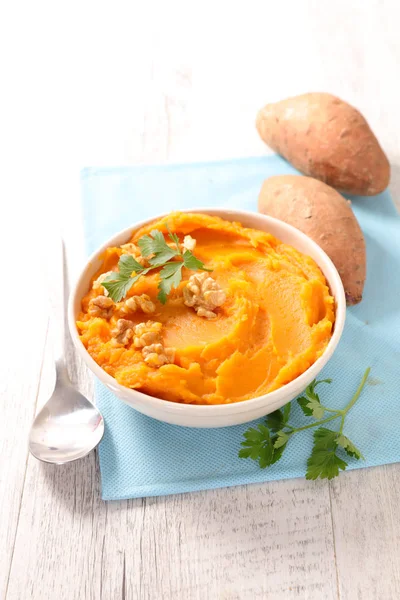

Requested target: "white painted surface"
[{"left": 1, "top": 1, "right": 399, "bottom": 599}]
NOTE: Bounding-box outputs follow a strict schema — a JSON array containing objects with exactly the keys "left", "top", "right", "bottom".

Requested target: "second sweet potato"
[{"left": 258, "top": 175, "right": 366, "bottom": 304}]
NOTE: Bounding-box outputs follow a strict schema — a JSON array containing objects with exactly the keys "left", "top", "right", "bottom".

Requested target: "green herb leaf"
[
  {"left": 270, "top": 438, "right": 287, "bottom": 464},
  {"left": 306, "top": 427, "right": 348, "bottom": 480},
  {"left": 105, "top": 227, "right": 214, "bottom": 304},
  {"left": 258, "top": 440, "right": 274, "bottom": 468},
  {"left": 283, "top": 402, "right": 291, "bottom": 424},
  {"left": 102, "top": 273, "right": 141, "bottom": 302},
  {"left": 101, "top": 255, "right": 150, "bottom": 302},
  {"left": 157, "top": 286, "right": 168, "bottom": 306},
  {"left": 266, "top": 410, "right": 285, "bottom": 432},
  {"left": 297, "top": 397, "right": 314, "bottom": 417},
  {"left": 274, "top": 430, "right": 290, "bottom": 449},
  {"left": 298, "top": 378, "right": 332, "bottom": 419},
  {"left": 239, "top": 422, "right": 288, "bottom": 469},
  {"left": 119, "top": 254, "right": 145, "bottom": 276},
  {"left": 243, "top": 426, "right": 265, "bottom": 443},
  {"left": 183, "top": 250, "right": 212, "bottom": 271},
  {"left": 143, "top": 230, "right": 167, "bottom": 255},
  {"left": 239, "top": 370, "right": 370, "bottom": 482},
  {"left": 159, "top": 261, "right": 183, "bottom": 279},
  {"left": 298, "top": 396, "right": 325, "bottom": 419},
  {"left": 157, "top": 263, "right": 183, "bottom": 304},
  {"left": 138, "top": 230, "right": 178, "bottom": 264},
  {"left": 337, "top": 434, "right": 364, "bottom": 460}
]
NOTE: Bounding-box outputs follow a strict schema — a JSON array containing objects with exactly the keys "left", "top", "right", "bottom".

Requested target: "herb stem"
[
  {"left": 291, "top": 413, "right": 339, "bottom": 433},
  {"left": 323, "top": 407, "right": 342, "bottom": 414},
  {"left": 339, "top": 415, "right": 345, "bottom": 435},
  {"left": 342, "top": 367, "right": 371, "bottom": 415}
]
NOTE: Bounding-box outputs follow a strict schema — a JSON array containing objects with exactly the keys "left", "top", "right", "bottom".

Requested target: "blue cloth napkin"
[{"left": 81, "top": 155, "right": 400, "bottom": 500}]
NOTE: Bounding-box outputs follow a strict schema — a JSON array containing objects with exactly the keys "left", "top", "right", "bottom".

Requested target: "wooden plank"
[
  {"left": 330, "top": 465, "right": 400, "bottom": 600},
  {"left": 127, "top": 481, "right": 339, "bottom": 600},
  {"left": 0, "top": 226, "right": 49, "bottom": 599}
]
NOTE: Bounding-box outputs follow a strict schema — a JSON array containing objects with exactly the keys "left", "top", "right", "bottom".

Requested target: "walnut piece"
[
  {"left": 119, "top": 294, "right": 156, "bottom": 315},
  {"left": 120, "top": 243, "right": 147, "bottom": 266},
  {"left": 92, "top": 271, "right": 114, "bottom": 296},
  {"left": 133, "top": 320, "right": 175, "bottom": 368},
  {"left": 182, "top": 235, "right": 196, "bottom": 252},
  {"left": 89, "top": 295, "right": 114, "bottom": 319},
  {"left": 133, "top": 321, "right": 163, "bottom": 348},
  {"left": 183, "top": 272, "right": 226, "bottom": 319},
  {"left": 112, "top": 319, "right": 135, "bottom": 345},
  {"left": 142, "top": 343, "right": 175, "bottom": 368},
  {"left": 166, "top": 234, "right": 196, "bottom": 253}
]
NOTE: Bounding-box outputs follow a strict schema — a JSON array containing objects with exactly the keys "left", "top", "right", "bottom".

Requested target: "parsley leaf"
[
  {"left": 306, "top": 427, "right": 348, "bottom": 480},
  {"left": 119, "top": 254, "right": 145, "bottom": 276},
  {"left": 138, "top": 230, "right": 178, "bottom": 265},
  {"left": 337, "top": 434, "right": 364, "bottom": 460},
  {"left": 271, "top": 437, "right": 288, "bottom": 464},
  {"left": 274, "top": 430, "right": 290, "bottom": 449},
  {"left": 157, "top": 263, "right": 183, "bottom": 304},
  {"left": 159, "top": 262, "right": 183, "bottom": 278},
  {"left": 283, "top": 402, "right": 291, "bottom": 423},
  {"left": 239, "top": 369, "right": 370, "bottom": 482},
  {"left": 298, "top": 396, "right": 324, "bottom": 419},
  {"left": 266, "top": 403, "right": 291, "bottom": 432},
  {"left": 238, "top": 422, "right": 287, "bottom": 468},
  {"left": 183, "top": 250, "right": 212, "bottom": 271},
  {"left": 102, "top": 272, "right": 141, "bottom": 302},
  {"left": 298, "top": 378, "right": 332, "bottom": 419},
  {"left": 102, "top": 227, "right": 213, "bottom": 304}
]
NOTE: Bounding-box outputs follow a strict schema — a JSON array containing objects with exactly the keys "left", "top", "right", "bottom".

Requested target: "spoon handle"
[{"left": 53, "top": 237, "right": 69, "bottom": 382}]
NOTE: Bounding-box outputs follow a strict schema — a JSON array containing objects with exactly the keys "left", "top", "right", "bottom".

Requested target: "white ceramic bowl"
[{"left": 68, "top": 208, "right": 346, "bottom": 428}]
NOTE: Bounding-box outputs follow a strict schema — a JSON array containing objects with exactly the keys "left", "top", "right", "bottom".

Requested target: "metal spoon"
[{"left": 29, "top": 239, "right": 104, "bottom": 464}]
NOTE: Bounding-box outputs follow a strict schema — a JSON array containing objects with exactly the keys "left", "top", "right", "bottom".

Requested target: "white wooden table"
[{"left": 2, "top": 2, "right": 400, "bottom": 598}]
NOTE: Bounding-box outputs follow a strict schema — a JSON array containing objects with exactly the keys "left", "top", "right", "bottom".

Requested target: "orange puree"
[{"left": 77, "top": 213, "right": 335, "bottom": 404}]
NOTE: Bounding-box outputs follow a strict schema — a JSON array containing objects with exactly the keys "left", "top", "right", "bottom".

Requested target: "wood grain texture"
[
  {"left": 330, "top": 465, "right": 400, "bottom": 600},
  {"left": 2, "top": 1, "right": 400, "bottom": 599},
  {"left": 0, "top": 227, "right": 49, "bottom": 599}
]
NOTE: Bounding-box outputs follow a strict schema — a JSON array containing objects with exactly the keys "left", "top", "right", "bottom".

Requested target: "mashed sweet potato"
[{"left": 77, "top": 213, "right": 335, "bottom": 404}]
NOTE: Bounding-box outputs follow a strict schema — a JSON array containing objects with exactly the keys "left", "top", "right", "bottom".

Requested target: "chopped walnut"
[
  {"left": 182, "top": 235, "right": 196, "bottom": 252},
  {"left": 133, "top": 320, "right": 175, "bottom": 368},
  {"left": 197, "top": 306, "right": 220, "bottom": 319},
  {"left": 88, "top": 295, "right": 114, "bottom": 319},
  {"left": 120, "top": 243, "right": 147, "bottom": 266},
  {"left": 92, "top": 271, "right": 114, "bottom": 296},
  {"left": 183, "top": 272, "right": 226, "bottom": 319},
  {"left": 119, "top": 294, "right": 156, "bottom": 315},
  {"left": 142, "top": 343, "right": 175, "bottom": 367},
  {"left": 111, "top": 319, "right": 135, "bottom": 345},
  {"left": 120, "top": 242, "right": 139, "bottom": 254},
  {"left": 133, "top": 320, "right": 163, "bottom": 348}
]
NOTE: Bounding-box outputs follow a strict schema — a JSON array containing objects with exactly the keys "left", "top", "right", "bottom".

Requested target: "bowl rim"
[{"left": 68, "top": 207, "right": 346, "bottom": 415}]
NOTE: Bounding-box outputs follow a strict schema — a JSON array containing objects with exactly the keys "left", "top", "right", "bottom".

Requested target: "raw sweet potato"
[
  {"left": 258, "top": 175, "right": 366, "bottom": 304},
  {"left": 256, "top": 93, "right": 390, "bottom": 196}
]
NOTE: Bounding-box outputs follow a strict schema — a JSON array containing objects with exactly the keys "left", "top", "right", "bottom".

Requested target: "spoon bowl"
[{"left": 29, "top": 382, "right": 104, "bottom": 464}]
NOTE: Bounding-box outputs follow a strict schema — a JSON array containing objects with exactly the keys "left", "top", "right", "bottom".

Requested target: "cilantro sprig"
[
  {"left": 102, "top": 228, "right": 211, "bottom": 304},
  {"left": 239, "top": 368, "right": 370, "bottom": 480}
]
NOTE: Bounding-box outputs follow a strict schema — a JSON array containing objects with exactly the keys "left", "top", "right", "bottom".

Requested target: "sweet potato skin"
[
  {"left": 258, "top": 175, "right": 366, "bottom": 304},
  {"left": 256, "top": 93, "right": 390, "bottom": 196}
]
